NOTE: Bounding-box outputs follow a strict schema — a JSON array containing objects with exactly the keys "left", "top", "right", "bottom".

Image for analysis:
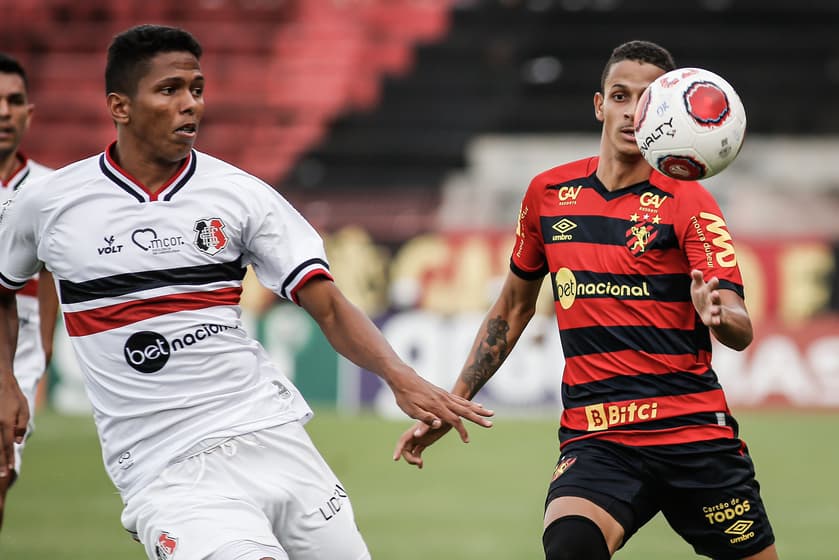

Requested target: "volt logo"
[{"left": 97, "top": 235, "right": 124, "bottom": 255}]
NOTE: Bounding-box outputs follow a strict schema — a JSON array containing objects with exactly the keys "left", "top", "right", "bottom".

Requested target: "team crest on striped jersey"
[
  {"left": 193, "top": 218, "right": 228, "bottom": 255},
  {"left": 626, "top": 214, "right": 659, "bottom": 256},
  {"left": 551, "top": 456, "right": 577, "bottom": 481}
]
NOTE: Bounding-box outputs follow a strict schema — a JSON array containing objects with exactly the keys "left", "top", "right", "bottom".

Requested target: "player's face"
[
  {"left": 0, "top": 72, "right": 33, "bottom": 158},
  {"left": 594, "top": 60, "right": 666, "bottom": 161},
  {"left": 124, "top": 51, "right": 204, "bottom": 164}
]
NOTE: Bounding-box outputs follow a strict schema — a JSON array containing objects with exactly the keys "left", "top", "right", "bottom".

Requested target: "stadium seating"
[{"left": 2, "top": 0, "right": 453, "bottom": 183}]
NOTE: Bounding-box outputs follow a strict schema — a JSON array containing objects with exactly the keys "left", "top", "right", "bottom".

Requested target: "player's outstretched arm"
[
  {"left": 394, "top": 271, "right": 543, "bottom": 468},
  {"left": 295, "top": 277, "right": 493, "bottom": 441},
  {"left": 689, "top": 269, "right": 753, "bottom": 351},
  {"left": 0, "top": 292, "right": 29, "bottom": 489}
]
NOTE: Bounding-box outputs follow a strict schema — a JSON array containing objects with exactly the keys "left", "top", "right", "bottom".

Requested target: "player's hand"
[
  {"left": 386, "top": 370, "right": 492, "bottom": 444},
  {"left": 690, "top": 269, "right": 723, "bottom": 327},
  {"left": 0, "top": 376, "right": 29, "bottom": 479},
  {"left": 393, "top": 421, "right": 453, "bottom": 469}
]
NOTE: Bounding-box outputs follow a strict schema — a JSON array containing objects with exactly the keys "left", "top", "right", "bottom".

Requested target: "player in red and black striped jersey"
[{"left": 396, "top": 41, "right": 779, "bottom": 559}]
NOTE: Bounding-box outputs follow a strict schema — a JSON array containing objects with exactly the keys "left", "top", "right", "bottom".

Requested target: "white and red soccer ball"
[{"left": 634, "top": 67, "right": 747, "bottom": 180}]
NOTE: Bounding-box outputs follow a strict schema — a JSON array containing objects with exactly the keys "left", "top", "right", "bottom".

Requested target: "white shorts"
[{"left": 121, "top": 421, "right": 371, "bottom": 560}]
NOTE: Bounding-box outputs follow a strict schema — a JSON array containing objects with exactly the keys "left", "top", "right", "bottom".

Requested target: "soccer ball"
[{"left": 634, "top": 67, "right": 746, "bottom": 180}]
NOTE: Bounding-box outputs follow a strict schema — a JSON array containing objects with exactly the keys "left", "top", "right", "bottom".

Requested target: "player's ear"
[
  {"left": 593, "top": 92, "right": 605, "bottom": 122},
  {"left": 107, "top": 92, "right": 131, "bottom": 125}
]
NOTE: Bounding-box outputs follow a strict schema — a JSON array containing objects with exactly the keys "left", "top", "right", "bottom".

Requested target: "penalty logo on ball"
[{"left": 683, "top": 81, "right": 730, "bottom": 127}]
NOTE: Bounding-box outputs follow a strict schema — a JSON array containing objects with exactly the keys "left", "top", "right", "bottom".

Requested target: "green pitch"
[{"left": 1, "top": 409, "right": 836, "bottom": 559}]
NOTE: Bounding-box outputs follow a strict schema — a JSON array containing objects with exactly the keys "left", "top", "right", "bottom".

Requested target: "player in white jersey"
[
  {"left": 0, "top": 52, "right": 58, "bottom": 531},
  {"left": 0, "top": 25, "right": 493, "bottom": 557}
]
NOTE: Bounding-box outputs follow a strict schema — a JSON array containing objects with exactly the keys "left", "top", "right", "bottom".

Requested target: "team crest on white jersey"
[
  {"left": 193, "top": 218, "right": 228, "bottom": 255},
  {"left": 155, "top": 531, "right": 178, "bottom": 559}
]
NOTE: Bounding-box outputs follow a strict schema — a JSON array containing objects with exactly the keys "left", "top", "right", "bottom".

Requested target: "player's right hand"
[
  {"left": 393, "top": 421, "right": 454, "bottom": 469},
  {"left": 387, "top": 371, "right": 493, "bottom": 444}
]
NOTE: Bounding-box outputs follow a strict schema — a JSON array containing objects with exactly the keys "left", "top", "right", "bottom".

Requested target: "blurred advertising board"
[{"left": 48, "top": 228, "right": 839, "bottom": 414}]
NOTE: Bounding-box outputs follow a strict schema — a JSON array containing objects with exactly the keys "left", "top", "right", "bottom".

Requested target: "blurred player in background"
[
  {"left": 395, "top": 40, "right": 779, "bottom": 560},
  {"left": 0, "top": 24, "right": 492, "bottom": 557},
  {"left": 0, "top": 52, "right": 58, "bottom": 531}
]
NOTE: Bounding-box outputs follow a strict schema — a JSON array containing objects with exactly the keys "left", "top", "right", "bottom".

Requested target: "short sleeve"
[
  {"left": 0, "top": 188, "right": 42, "bottom": 293},
  {"left": 240, "top": 181, "right": 333, "bottom": 304},
  {"left": 510, "top": 176, "right": 548, "bottom": 280},
  {"left": 677, "top": 185, "right": 744, "bottom": 297}
]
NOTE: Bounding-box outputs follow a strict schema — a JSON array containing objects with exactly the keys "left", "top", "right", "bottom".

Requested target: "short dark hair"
[
  {"left": 105, "top": 24, "right": 202, "bottom": 96},
  {"left": 600, "top": 40, "right": 676, "bottom": 91},
  {"left": 0, "top": 52, "right": 28, "bottom": 91}
]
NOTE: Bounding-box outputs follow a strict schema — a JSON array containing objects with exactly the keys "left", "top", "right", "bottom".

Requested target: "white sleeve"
[
  {"left": 241, "top": 181, "right": 332, "bottom": 303},
  {"left": 0, "top": 187, "right": 41, "bottom": 291}
]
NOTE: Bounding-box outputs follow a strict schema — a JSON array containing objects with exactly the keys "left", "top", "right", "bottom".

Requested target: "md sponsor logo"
[{"left": 123, "top": 324, "right": 233, "bottom": 373}]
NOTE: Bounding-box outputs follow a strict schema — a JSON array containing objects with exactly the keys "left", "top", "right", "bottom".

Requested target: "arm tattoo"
[{"left": 462, "top": 316, "right": 510, "bottom": 397}]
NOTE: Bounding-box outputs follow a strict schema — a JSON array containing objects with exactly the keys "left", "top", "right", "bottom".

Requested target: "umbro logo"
[
  {"left": 550, "top": 219, "right": 577, "bottom": 242},
  {"left": 552, "top": 219, "right": 577, "bottom": 234}
]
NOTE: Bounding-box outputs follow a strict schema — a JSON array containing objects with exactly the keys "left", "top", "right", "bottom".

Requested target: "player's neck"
[
  {"left": 0, "top": 151, "right": 23, "bottom": 183},
  {"left": 595, "top": 153, "right": 651, "bottom": 192},
  {"left": 111, "top": 142, "right": 185, "bottom": 194}
]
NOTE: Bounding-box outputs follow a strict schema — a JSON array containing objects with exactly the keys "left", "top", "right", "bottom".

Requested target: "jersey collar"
[
  {"left": 1, "top": 153, "right": 30, "bottom": 191},
  {"left": 99, "top": 142, "right": 197, "bottom": 203}
]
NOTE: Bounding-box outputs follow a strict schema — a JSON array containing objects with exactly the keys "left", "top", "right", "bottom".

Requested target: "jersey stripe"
[
  {"left": 162, "top": 154, "right": 197, "bottom": 201},
  {"left": 510, "top": 259, "right": 548, "bottom": 280},
  {"left": 563, "top": 369, "right": 722, "bottom": 402},
  {"left": 564, "top": 349, "right": 712, "bottom": 384},
  {"left": 63, "top": 286, "right": 243, "bottom": 336},
  {"left": 560, "top": 389, "right": 728, "bottom": 432},
  {"left": 540, "top": 215, "right": 679, "bottom": 250},
  {"left": 280, "top": 257, "right": 330, "bottom": 300},
  {"left": 560, "top": 325, "right": 711, "bottom": 358},
  {"left": 99, "top": 155, "right": 145, "bottom": 203},
  {"left": 0, "top": 272, "right": 27, "bottom": 291},
  {"left": 561, "top": 423, "right": 736, "bottom": 447},
  {"left": 289, "top": 269, "right": 335, "bottom": 304},
  {"left": 550, "top": 271, "right": 691, "bottom": 303},
  {"left": 59, "top": 258, "right": 246, "bottom": 304}
]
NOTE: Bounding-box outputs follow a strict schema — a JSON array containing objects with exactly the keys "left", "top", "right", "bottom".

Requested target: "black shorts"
[{"left": 545, "top": 437, "right": 775, "bottom": 559}]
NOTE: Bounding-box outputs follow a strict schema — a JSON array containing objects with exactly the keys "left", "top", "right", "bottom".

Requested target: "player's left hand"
[
  {"left": 393, "top": 421, "right": 453, "bottom": 469},
  {"left": 690, "top": 269, "right": 722, "bottom": 327}
]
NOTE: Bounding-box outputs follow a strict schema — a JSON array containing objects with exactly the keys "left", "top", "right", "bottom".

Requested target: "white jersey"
[
  {"left": 0, "top": 145, "right": 329, "bottom": 500},
  {"left": 1, "top": 155, "right": 53, "bottom": 453}
]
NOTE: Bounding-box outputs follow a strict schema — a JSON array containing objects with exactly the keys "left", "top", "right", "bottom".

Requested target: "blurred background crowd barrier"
[{"left": 3, "top": 0, "right": 838, "bottom": 416}]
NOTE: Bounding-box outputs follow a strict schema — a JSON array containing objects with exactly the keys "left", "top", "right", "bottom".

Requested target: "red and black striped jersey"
[{"left": 511, "top": 156, "right": 744, "bottom": 449}]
